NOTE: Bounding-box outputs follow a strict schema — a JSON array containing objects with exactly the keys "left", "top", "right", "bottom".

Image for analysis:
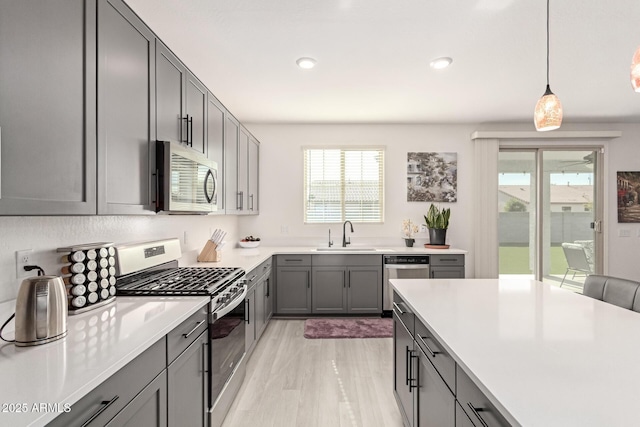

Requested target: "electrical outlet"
[
  {"left": 619, "top": 229, "right": 631, "bottom": 237},
  {"left": 420, "top": 224, "right": 428, "bottom": 233},
  {"left": 16, "top": 249, "right": 33, "bottom": 278}
]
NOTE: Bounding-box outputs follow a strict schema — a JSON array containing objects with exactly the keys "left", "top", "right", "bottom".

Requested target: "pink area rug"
[{"left": 303, "top": 318, "right": 393, "bottom": 339}]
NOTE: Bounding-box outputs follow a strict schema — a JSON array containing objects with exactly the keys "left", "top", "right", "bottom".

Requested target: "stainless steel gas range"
[{"left": 114, "top": 238, "right": 246, "bottom": 426}]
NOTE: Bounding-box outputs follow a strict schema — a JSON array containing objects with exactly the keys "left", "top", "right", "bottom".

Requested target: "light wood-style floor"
[{"left": 222, "top": 319, "right": 404, "bottom": 427}]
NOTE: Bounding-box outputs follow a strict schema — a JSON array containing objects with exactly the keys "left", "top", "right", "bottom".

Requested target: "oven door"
[{"left": 209, "top": 290, "right": 246, "bottom": 406}]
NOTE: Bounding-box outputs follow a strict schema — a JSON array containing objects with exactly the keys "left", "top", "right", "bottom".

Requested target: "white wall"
[
  {"left": 0, "top": 215, "right": 238, "bottom": 303},
  {"left": 243, "top": 122, "right": 640, "bottom": 282},
  {"left": 240, "top": 123, "right": 477, "bottom": 275}
]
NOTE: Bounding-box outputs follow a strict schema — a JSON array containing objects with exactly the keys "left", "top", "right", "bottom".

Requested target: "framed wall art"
[
  {"left": 617, "top": 171, "right": 640, "bottom": 223},
  {"left": 407, "top": 152, "right": 457, "bottom": 202}
]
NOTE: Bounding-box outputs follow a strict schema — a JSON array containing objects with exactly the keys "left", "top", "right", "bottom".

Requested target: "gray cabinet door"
[
  {"left": 456, "top": 403, "right": 476, "bottom": 427},
  {"left": 185, "top": 73, "right": 207, "bottom": 155},
  {"left": 156, "top": 41, "right": 185, "bottom": 144},
  {"left": 347, "top": 266, "right": 382, "bottom": 313},
  {"left": 224, "top": 115, "right": 240, "bottom": 214},
  {"left": 312, "top": 267, "right": 347, "bottom": 313},
  {"left": 394, "top": 312, "right": 414, "bottom": 427},
  {"left": 0, "top": 0, "right": 97, "bottom": 215},
  {"left": 207, "top": 94, "right": 225, "bottom": 211},
  {"left": 245, "top": 287, "right": 256, "bottom": 352},
  {"left": 264, "top": 274, "right": 273, "bottom": 321},
  {"left": 167, "top": 331, "right": 208, "bottom": 427},
  {"left": 247, "top": 137, "right": 259, "bottom": 214},
  {"left": 255, "top": 280, "right": 266, "bottom": 339},
  {"left": 97, "top": 0, "right": 155, "bottom": 215},
  {"left": 416, "top": 347, "right": 455, "bottom": 427},
  {"left": 238, "top": 126, "right": 250, "bottom": 213},
  {"left": 106, "top": 370, "right": 168, "bottom": 427},
  {"left": 276, "top": 267, "right": 311, "bottom": 314},
  {"left": 430, "top": 266, "right": 465, "bottom": 279}
]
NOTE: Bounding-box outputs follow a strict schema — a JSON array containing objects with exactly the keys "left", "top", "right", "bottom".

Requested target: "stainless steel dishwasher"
[{"left": 383, "top": 255, "right": 430, "bottom": 315}]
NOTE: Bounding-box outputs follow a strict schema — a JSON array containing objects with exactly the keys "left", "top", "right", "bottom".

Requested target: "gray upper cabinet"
[
  {"left": 0, "top": 0, "right": 97, "bottom": 215},
  {"left": 224, "top": 115, "right": 240, "bottom": 214},
  {"left": 156, "top": 42, "right": 184, "bottom": 145},
  {"left": 97, "top": 0, "right": 155, "bottom": 215},
  {"left": 247, "top": 136, "right": 259, "bottom": 214},
  {"left": 207, "top": 93, "right": 225, "bottom": 212},
  {"left": 238, "top": 126, "right": 250, "bottom": 213},
  {"left": 156, "top": 41, "right": 206, "bottom": 155}
]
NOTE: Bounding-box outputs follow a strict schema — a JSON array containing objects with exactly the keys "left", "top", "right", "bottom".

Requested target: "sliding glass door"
[{"left": 498, "top": 148, "right": 602, "bottom": 292}]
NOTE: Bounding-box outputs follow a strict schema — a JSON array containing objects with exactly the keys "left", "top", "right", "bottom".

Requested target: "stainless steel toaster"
[{"left": 14, "top": 275, "right": 67, "bottom": 346}]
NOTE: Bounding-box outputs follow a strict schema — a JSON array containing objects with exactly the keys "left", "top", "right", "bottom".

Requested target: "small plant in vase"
[
  {"left": 424, "top": 204, "right": 450, "bottom": 246},
  {"left": 402, "top": 219, "right": 419, "bottom": 247}
]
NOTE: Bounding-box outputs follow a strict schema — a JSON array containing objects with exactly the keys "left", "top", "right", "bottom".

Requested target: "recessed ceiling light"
[
  {"left": 430, "top": 57, "right": 453, "bottom": 70},
  {"left": 296, "top": 57, "right": 317, "bottom": 69}
]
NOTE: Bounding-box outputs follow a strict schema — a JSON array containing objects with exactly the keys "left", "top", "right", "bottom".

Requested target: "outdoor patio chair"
[{"left": 560, "top": 242, "right": 594, "bottom": 288}]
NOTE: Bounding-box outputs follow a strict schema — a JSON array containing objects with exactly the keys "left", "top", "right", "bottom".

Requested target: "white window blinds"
[{"left": 303, "top": 147, "right": 384, "bottom": 223}]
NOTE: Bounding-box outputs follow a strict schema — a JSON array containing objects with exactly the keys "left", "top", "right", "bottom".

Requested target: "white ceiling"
[{"left": 126, "top": 0, "right": 640, "bottom": 124}]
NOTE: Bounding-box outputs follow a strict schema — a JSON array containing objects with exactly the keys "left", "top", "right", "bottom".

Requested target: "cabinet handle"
[
  {"left": 189, "top": 115, "right": 193, "bottom": 146},
  {"left": 467, "top": 402, "right": 490, "bottom": 427},
  {"left": 265, "top": 278, "right": 270, "bottom": 297},
  {"left": 183, "top": 320, "right": 206, "bottom": 339},
  {"left": 240, "top": 191, "right": 244, "bottom": 210},
  {"left": 202, "top": 341, "right": 208, "bottom": 374},
  {"left": 249, "top": 194, "right": 254, "bottom": 211},
  {"left": 245, "top": 299, "right": 250, "bottom": 324},
  {"left": 408, "top": 350, "right": 418, "bottom": 392},
  {"left": 285, "top": 258, "right": 303, "bottom": 262},
  {"left": 405, "top": 346, "right": 410, "bottom": 386},
  {"left": 393, "top": 302, "right": 405, "bottom": 315},
  {"left": 248, "top": 274, "right": 257, "bottom": 282},
  {"left": 417, "top": 334, "right": 440, "bottom": 358},
  {"left": 204, "top": 169, "right": 214, "bottom": 203},
  {"left": 81, "top": 395, "right": 120, "bottom": 427}
]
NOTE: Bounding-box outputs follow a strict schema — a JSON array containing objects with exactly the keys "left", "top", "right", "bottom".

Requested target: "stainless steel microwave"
[{"left": 154, "top": 141, "right": 219, "bottom": 214}]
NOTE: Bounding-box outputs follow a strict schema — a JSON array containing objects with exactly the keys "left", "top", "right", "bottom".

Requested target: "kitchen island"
[{"left": 391, "top": 278, "right": 640, "bottom": 426}]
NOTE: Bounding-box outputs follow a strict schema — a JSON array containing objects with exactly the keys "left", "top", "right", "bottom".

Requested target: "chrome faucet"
[
  {"left": 342, "top": 221, "right": 354, "bottom": 247},
  {"left": 328, "top": 229, "right": 333, "bottom": 247}
]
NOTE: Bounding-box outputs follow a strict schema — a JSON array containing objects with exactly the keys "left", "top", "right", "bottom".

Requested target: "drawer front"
[
  {"left": 276, "top": 254, "right": 311, "bottom": 267},
  {"left": 312, "top": 254, "right": 382, "bottom": 266},
  {"left": 48, "top": 338, "right": 166, "bottom": 427},
  {"left": 166, "top": 305, "right": 208, "bottom": 364},
  {"left": 392, "top": 291, "right": 414, "bottom": 334},
  {"left": 415, "top": 318, "right": 456, "bottom": 394},
  {"left": 430, "top": 254, "right": 464, "bottom": 266},
  {"left": 456, "top": 366, "right": 511, "bottom": 427}
]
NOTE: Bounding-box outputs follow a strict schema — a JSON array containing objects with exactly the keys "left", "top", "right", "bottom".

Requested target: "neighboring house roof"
[{"left": 499, "top": 185, "right": 593, "bottom": 204}]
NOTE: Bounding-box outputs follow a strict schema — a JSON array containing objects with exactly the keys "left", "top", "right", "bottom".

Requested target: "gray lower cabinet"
[
  {"left": 347, "top": 266, "right": 382, "bottom": 313},
  {"left": 430, "top": 255, "right": 465, "bottom": 279},
  {"left": 264, "top": 272, "right": 273, "bottom": 321},
  {"left": 255, "top": 280, "right": 266, "bottom": 338},
  {"left": 312, "top": 266, "right": 347, "bottom": 313},
  {"left": 48, "top": 338, "right": 167, "bottom": 427},
  {"left": 246, "top": 258, "right": 273, "bottom": 357},
  {"left": 245, "top": 285, "right": 256, "bottom": 352},
  {"left": 0, "top": 0, "right": 97, "bottom": 215},
  {"left": 393, "top": 309, "right": 415, "bottom": 427},
  {"left": 106, "top": 371, "right": 167, "bottom": 427},
  {"left": 415, "top": 345, "right": 455, "bottom": 427},
  {"left": 97, "top": 0, "right": 155, "bottom": 214},
  {"left": 276, "top": 266, "right": 312, "bottom": 314},
  {"left": 167, "top": 331, "right": 208, "bottom": 427},
  {"left": 393, "top": 291, "right": 510, "bottom": 427}
]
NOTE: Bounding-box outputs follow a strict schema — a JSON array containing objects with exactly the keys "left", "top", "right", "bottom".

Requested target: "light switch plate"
[{"left": 619, "top": 229, "right": 631, "bottom": 237}]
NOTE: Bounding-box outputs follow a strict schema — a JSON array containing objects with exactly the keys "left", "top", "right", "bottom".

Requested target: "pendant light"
[
  {"left": 631, "top": 46, "right": 640, "bottom": 92},
  {"left": 534, "top": 0, "right": 562, "bottom": 131}
]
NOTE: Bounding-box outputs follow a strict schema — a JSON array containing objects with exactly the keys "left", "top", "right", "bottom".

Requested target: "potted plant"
[
  {"left": 402, "top": 219, "right": 419, "bottom": 247},
  {"left": 424, "top": 204, "right": 450, "bottom": 246}
]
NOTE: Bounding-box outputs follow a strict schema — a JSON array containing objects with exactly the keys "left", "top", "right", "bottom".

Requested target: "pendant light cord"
[{"left": 546, "top": 0, "right": 550, "bottom": 86}]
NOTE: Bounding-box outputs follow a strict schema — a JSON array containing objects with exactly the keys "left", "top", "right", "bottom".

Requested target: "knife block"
[{"left": 197, "top": 240, "right": 221, "bottom": 262}]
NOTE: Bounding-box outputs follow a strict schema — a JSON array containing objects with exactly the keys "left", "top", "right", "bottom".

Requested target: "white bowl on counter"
[{"left": 238, "top": 241, "right": 260, "bottom": 248}]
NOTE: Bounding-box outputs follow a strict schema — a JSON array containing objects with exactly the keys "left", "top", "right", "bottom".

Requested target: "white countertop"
[
  {"left": 0, "top": 295, "right": 209, "bottom": 427},
  {"left": 391, "top": 278, "right": 640, "bottom": 427},
  {"left": 181, "top": 245, "right": 467, "bottom": 272}
]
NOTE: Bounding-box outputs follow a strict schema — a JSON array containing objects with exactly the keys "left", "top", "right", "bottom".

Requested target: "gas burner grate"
[{"left": 116, "top": 267, "right": 244, "bottom": 296}]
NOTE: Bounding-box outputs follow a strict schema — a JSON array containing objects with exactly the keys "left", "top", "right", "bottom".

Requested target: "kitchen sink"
[{"left": 315, "top": 247, "right": 380, "bottom": 252}]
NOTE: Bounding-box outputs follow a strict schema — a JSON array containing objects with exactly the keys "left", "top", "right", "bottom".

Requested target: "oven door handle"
[{"left": 211, "top": 285, "right": 248, "bottom": 321}]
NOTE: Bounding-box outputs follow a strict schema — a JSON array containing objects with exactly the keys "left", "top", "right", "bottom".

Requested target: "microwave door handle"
[{"left": 204, "top": 169, "right": 214, "bottom": 203}]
